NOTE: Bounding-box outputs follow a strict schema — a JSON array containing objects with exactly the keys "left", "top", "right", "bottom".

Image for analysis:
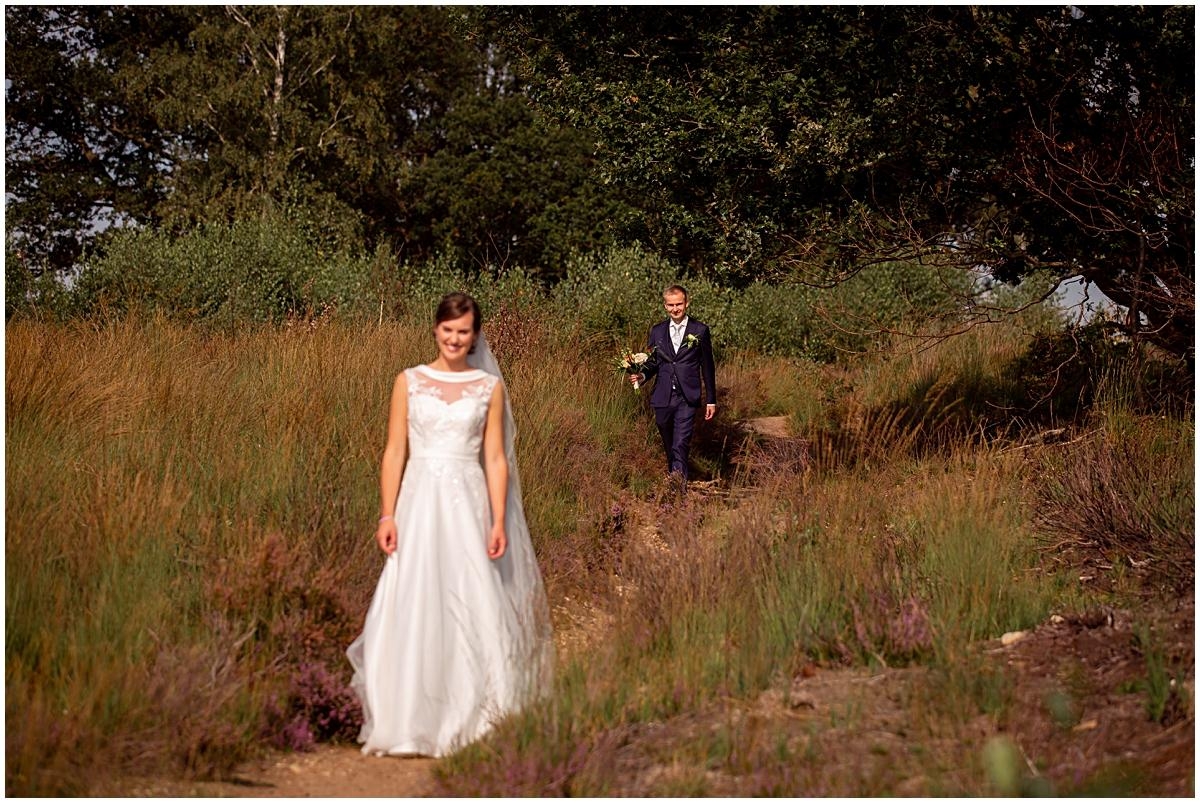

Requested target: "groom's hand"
[{"left": 705, "top": 404, "right": 716, "bottom": 421}]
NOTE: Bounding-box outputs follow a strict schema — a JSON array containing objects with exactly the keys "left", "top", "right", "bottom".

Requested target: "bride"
[{"left": 346, "top": 292, "right": 553, "bottom": 757}]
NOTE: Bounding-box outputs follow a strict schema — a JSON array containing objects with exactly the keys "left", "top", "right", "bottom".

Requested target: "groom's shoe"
[{"left": 669, "top": 469, "right": 687, "bottom": 498}]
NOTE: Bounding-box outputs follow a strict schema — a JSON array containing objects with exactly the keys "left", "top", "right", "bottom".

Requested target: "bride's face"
[{"left": 434, "top": 311, "right": 477, "bottom": 363}]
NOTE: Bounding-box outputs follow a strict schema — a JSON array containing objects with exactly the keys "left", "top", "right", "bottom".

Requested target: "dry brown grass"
[
  {"left": 1036, "top": 413, "right": 1194, "bottom": 591},
  {"left": 8, "top": 310, "right": 1191, "bottom": 796},
  {"left": 5, "top": 310, "right": 650, "bottom": 794}
]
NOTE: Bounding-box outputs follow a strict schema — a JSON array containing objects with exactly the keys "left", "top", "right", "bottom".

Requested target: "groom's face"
[{"left": 663, "top": 291, "right": 689, "bottom": 324}]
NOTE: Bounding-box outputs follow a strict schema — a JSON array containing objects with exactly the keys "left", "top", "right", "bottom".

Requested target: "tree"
[
  {"left": 5, "top": 6, "right": 186, "bottom": 279},
  {"left": 145, "top": 5, "right": 475, "bottom": 247},
  {"left": 485, "top": 6, "right": 1194, "bottom": 357},
  {"left": 396, "top": 44, "right": 627, "bottom": 276},
  {"left": 148, "top": 5, "right": 627, "bottom": 276},
  {"left": 6, "top": 5, "right": 626, "bottom": 304}
]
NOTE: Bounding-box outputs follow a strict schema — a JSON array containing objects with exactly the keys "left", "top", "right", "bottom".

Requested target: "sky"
[{"left": 1053, "top": 275, "right": 1118, "bottom": 324}]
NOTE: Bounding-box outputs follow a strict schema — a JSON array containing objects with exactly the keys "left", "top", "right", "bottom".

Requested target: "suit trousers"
[{"left": 653, "top": 386, "right": 698, "bottom": 480}]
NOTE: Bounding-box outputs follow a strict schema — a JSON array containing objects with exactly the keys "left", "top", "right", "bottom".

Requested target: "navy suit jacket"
[{"left": 640, "top": 318, "right": 717, "bottom": 409}]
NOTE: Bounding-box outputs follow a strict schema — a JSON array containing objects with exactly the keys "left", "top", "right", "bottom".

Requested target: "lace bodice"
[{"left": 404, "top": 366, "right": 498, "bottom": 461}]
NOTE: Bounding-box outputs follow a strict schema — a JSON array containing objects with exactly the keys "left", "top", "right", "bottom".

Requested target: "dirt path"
[{"left": 97, "top": 746, "right": 436, "bottom": 798}]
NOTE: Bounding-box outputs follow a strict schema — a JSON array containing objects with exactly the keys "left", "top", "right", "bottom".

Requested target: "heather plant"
[{"left": 265, "top": 661, "right": 364, "bottom": 751}]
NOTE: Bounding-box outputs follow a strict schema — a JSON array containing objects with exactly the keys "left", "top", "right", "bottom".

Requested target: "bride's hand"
[
  {"left": 376, "top": 518, "right": 398, "bottom": 555},
  {"left": 487, "top": 522, "right": 507, "bottom": 560}
]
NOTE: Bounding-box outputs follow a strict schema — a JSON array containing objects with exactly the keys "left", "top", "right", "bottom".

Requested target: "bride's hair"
[{"left": 436, "top": 292, "right": 483, "bottom": 353}]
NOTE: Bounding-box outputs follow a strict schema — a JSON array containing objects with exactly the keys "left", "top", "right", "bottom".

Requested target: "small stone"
[
  {"left": 1050, "top": 615, "right": 1065, "bottom": 625},
  {"left": 1000, "top": 631, "right": 1028, "bottom": 647},
  {"left": 1070, "top": 608, "right": 1114, "bottom": 628},
  {"left": 787, "top": 687, "right": 817, "bottom": 709}
]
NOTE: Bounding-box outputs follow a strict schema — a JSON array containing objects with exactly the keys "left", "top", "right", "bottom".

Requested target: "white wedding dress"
[{"left": 347, "top": 362, "right": 552, "bottom": 757}]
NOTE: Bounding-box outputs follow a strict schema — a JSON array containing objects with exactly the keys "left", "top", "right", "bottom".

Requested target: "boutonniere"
[{"left": 682, "top": 333, "right": 700, "bottom": 349}]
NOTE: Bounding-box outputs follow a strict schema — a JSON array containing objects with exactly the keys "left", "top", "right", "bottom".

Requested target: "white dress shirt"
[{"left": 670, "top": 317, "right": 688, "bottom": 351}]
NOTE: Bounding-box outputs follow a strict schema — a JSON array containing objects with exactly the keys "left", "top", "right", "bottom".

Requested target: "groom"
[{"left": 628, "top": 285, "right": 717, "bottom": 484}]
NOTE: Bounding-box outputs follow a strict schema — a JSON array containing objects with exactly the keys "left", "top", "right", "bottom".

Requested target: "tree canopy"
[
  {"left": 7, "top": 6, "right": 1194, "bottom": 359},
  {"left": 5, "top": 5, "right": 621, "bottom": 289},
  {"left": 5, "top": 7, "right": 184, "bottom": 274},
  {"left": 486, "top": 6, "right": 1194, "bottom": 357}
]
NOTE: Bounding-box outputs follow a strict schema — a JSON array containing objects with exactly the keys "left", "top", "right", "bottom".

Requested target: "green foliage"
[
  {"left": 146, "top": 6, "right": 475, "bottom": 235},
  {"left": 396, "top": 69, "right": 629, "bottom": 276},
  {"left": 489, "top": 6, "right": 1195, "bottom": 357},
  {"left": 1133, "top": 623, "right": 1190, "bottom": 725},
  {"left": 982, "top": 736, "right": 1054, "bottom": 796},
  {"left": 544, "top": 247, "right": 972, "bottom": 360},
  {"left": 72, "top": 213, "right": 375, "bottom": 323},
  {"left": 384, "top": 253, "right": 547, "bottom": 328},
  {"left": 709, "top": 281, "right": 825, "bottom": 359},
  {"left": 4, "top": 6, "right": 185, "bottom": 274},
  {"left": 6, "top": 6, "right": 626, "bottom": 289},
  {"left": 551, "top": 243, "right": 689, "bottom": 337}
]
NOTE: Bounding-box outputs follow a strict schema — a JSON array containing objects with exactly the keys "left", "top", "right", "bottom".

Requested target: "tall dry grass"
[
  {"left": 5, "top": 310, "right": 656, "bottom": 794},
  {"left": 8, "top": 306, "right": 1189, "bottom": 796},
  {"left": 434, "top": 324, "right": 1109, "bottom": 796},
  {"left": 6, "top": 314, "right": 398, "bottom": 791},
  {"left": 1035, "top": 396, "right": 1194, "bottom": 591}
]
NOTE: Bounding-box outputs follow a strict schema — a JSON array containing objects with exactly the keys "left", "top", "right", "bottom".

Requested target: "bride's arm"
[
  {"left": 376, "top": 372, "right": 409, "bottom": 555},
  {"left": 483, "top": 381, "right": 508, "bottom": 560}
]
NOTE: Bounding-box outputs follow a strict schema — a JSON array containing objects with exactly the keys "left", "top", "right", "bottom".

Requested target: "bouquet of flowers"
[{"left": 613, "top": 345, "right": 655, "bottom": 391}]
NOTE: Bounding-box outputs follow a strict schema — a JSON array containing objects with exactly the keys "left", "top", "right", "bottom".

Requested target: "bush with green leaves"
[
  {"left": 545, "top": 247, "right": 974, "bottom": 360},
  {"left": 383, "top": 253, "right": 549, "bottom": 327},
  {"left": 69, "top": 223, "right": 996, "bottom": 362},
  {"left": 551, "top": 243, "right": 691, "bottom": 337},
  {"left": 5, "top": 239, "right": 78, "bottom": 320},
  {"left": 704, "top": 281, "right": 828, "bottom": 360},
  {"left": 73, "top": 213, "right": 376, "bottom": 323}
]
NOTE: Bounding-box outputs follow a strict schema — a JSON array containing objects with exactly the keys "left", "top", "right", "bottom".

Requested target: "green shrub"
[
  {"left": 386, "top": 254, "right": 549, "bottom": 325},
  {"left": 73, "top": 213, "right": 375, "bottom": 323},
  {"left": 545, "top": 246, "right": 825, "bottom": 358},
  {"left": 551, "top": 243, "right": 689, "bottom": 338},
  {"left": 547, "top": 251, "right": 975, "bottom": 360},
  {"left": 711, "top": 281, "right": 829, "bottom": 359}
]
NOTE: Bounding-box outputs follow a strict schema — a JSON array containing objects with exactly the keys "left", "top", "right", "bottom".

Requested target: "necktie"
[{"left": 671, "top": 323, "right": 684, "bottom": 351}]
